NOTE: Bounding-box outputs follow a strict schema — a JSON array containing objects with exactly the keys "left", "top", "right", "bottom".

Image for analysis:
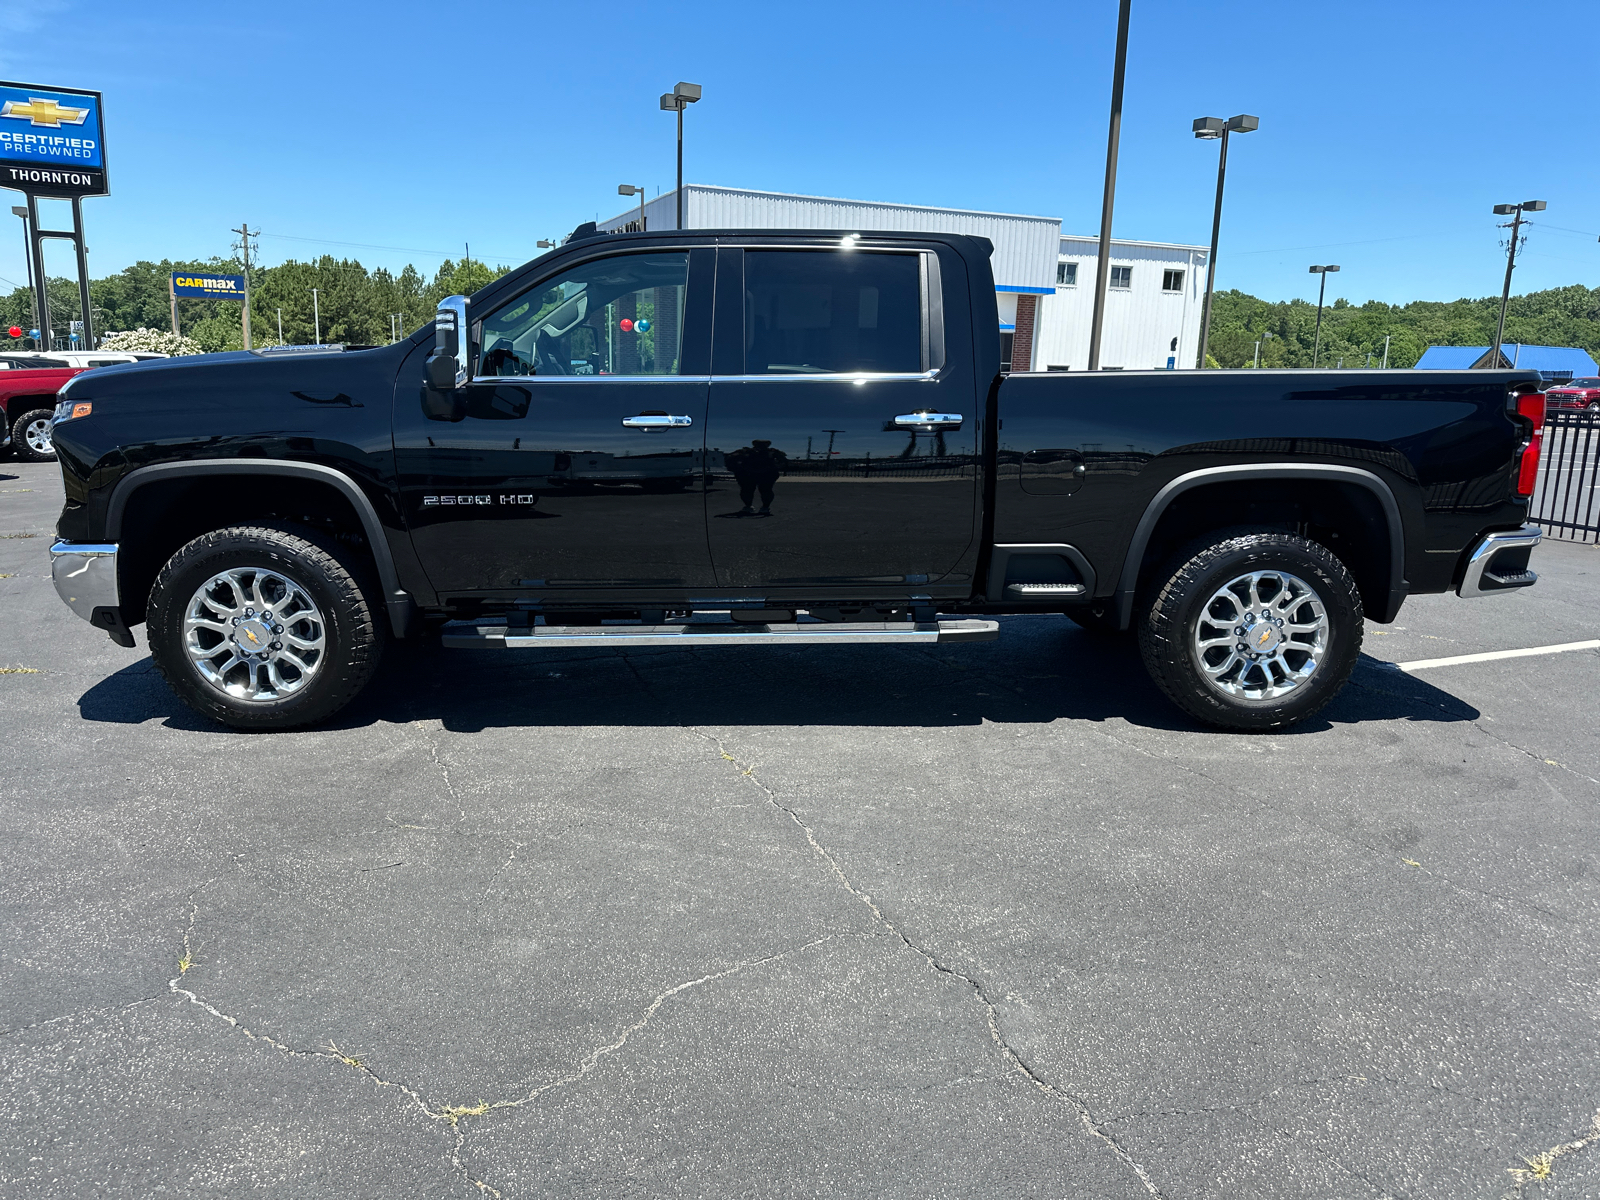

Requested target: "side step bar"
[{"left": 442, "top": 618, "right": 999, "bottom": 649}]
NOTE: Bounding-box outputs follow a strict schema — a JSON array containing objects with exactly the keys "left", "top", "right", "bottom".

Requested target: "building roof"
[
  {"left": 1415, "top": 344, "right": 1598, "bottom": 378},
  {"left": 1059, "top": 234, "right": 1210, "bottom": 254}
]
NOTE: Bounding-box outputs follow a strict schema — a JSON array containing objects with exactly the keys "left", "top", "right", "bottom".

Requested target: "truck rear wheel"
[
  {"left": 11, "top": 408, "right": 57, "bottom": 462},
  {"left": 1137, "top": 531, "right": 1362, "bottom": 731},
  {"left": 146, "top": 525, "right": 383, "bottom": 730}
]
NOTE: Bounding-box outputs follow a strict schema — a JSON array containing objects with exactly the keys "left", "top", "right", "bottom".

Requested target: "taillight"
[{"left": 1513, "top": 390, "right": 1544, "bottom": 497}]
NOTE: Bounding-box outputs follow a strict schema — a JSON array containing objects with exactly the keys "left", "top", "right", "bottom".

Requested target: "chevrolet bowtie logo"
[
  {"left": 0, "top": 97, "right": 89, "bottom": 128},
  {"left": 244, "top": 630, "right": 261, "bottom": 644},
  {"left": 1257, "top": 629, "right": 1272, "bottom": 645}
]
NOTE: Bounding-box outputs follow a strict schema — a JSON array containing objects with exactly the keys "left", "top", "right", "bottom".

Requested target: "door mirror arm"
[{"left": 422, "top": 294, "right": 471, "bottom": 422}]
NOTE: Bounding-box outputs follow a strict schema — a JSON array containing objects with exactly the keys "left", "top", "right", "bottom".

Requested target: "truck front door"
[
  {"left": 703, "top": 245, "right": 980, "bottom": 593},
  {"left": 394, "top": 247, "right": 716, "bottom": 597}
]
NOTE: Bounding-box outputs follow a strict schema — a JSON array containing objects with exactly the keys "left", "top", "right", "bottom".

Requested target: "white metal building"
[{"left": 599, "top": 184, "right": 1208, "bottom": 373}]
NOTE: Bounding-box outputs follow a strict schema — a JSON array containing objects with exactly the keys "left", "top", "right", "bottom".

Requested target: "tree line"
[
  {"left": 4, "top": 251, "right": 1597, "bottom": 367},
  {"left": 1205, "top": 283, "right": 1600, "bottom": 369},
  {"left": 0, "top": 255, "right": 508, "bottom": 352}
]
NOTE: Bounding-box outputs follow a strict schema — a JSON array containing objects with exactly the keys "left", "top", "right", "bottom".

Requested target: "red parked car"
[
  {"left": 0, "top": 361, "right": 85, "bottom": 462},
  {"left": 1545, "top": 377, "right": 1600, "bottom": 411}
]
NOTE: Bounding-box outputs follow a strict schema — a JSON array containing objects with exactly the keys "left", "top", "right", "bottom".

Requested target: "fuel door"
[{"left": 1018, "top": 447, "right": 1086, "bottom": 496}]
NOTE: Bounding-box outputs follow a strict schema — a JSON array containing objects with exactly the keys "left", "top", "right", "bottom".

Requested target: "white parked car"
[{"left": 0, "top": 350, "right": 167, "bottom": 369}]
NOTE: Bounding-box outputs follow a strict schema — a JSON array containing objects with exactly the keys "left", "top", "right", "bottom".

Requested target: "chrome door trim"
[
  {"left": 709, "top": 370, "right": 940, "bottom": 383},
  {"left": 468, "top": 374, "right": 712, "bottom": 386}
]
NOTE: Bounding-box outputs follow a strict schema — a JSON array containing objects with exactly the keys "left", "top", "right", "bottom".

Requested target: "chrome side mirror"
[{"left": 422, "top": 295, "right": 470, "bottom": 421}]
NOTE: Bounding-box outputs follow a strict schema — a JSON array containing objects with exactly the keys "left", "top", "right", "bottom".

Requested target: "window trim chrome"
[
  {"left": 467, "top": 373, "right": 712, "bottom": 386},
  {"left": 708, "top": 369, "right": 940, "bottom": 384}
]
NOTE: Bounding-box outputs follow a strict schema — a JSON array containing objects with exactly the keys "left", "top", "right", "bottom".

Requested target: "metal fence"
[{"left": 1531, "top": 411, "right": 1600, "bottom": 544}]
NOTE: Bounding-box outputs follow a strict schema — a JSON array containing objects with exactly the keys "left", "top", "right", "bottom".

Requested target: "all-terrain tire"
[
  {"left": 1137, "top": 530, "right": 1363, "bottom": 731},
  {"left": 11, "top": 408, "right": 57, "bottom": 462},
  {"left": 146, "top": 524, "right": 383, "bottom": 730}
]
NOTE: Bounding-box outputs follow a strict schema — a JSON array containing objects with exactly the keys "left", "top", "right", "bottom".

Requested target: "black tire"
[
  {"left": 1066, "top": 605, "right": 1129, "bottom": 636},
  {"left": 1137, "top": 530, "right": 1362, "bottom": 731},
  {"left": 146, "top": 524, "right": 383, "bottom": 730},
  {"left": 10, "top": 408, "right": 56, "bottom": 462}
]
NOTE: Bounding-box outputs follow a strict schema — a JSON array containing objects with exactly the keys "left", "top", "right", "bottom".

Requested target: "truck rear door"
[{"left": 703, "top": 243, "right": 980, "bottom": 593}]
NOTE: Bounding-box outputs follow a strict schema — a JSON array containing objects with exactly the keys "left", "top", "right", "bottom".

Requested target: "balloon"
[
  {"left": 618, "top": 318, "right": 634, "bottom": 332},
  {"left": 635, "top": 319, "right": 650, "bottom": 333},
  {"left": 6, "top": 326, "right": 19, "bottom": 338}
]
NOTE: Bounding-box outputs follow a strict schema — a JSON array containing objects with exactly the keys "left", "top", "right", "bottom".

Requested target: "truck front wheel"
[
  {"left": 1137, "top": 531, "right": 1362, "bottom": 731},
  {"left": 146, "top": 525, "right": 384, "bottom": 730},
  {"left": 11, "top": 408, "right": 57, "bottom": 462}
]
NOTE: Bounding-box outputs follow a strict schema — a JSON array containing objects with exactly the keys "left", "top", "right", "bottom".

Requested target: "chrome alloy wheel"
[
  {"left": 182, "top": 567, "right": 327, "bottom": 702},
  {"left": 1190, "top": 569, "right": 1330, "bottom": 704},
  {"left": 21, "top": 415, "right": 52, "bottom": 455}
]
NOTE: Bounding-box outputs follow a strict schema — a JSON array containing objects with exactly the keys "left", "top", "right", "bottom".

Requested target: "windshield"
[{"left": 1560, "top": 378, "right": 1600, "bottom": 388}]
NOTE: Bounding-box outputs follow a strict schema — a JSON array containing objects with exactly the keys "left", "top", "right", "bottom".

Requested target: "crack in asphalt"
[
  {"left": 414, "top": 723, "right": 468, "bottom": 824},
  {"left": 164, "top": 882, "right": 838, "bottom": 1200},
  {"left": 691, "top": 728, "right": 1165, "bottom": 1199},
  {"left": 0, "top": 995, "right": 164, "bottom": 1040},
  {"left": 1503, "top": 1108, "right": 1600, "bottom": 1198}
]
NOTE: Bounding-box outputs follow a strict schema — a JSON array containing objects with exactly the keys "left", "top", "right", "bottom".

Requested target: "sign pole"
[
  {"left": 71, "top": 195, "right": 91, "bottom": 348},
  {"left": 169, "top": 273, "right": 178, "bottom": 338},
  {"left": 25, "top": 192, "right": 51, "bottom": 349}
]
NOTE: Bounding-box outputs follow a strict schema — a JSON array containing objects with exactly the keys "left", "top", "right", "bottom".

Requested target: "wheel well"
[
  {"left": 1132, "top": 479, "right": 1394, "bottom": 618},
  {"left": 3, "top": 394, "right": 60, "bottom": 424},
  {"left": 116, "top": 474, "right": 375, "bottom": 626}
]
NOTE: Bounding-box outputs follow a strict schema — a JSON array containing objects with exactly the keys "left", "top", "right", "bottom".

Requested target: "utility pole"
[
  {"left": 231, "top": 222, "right": 256, "bottom": 350},
  {"left": 1308, "top": 265, "right": 1339, "bottom": 368},
  {"left": 1490, "top": 201, "right": 1545, "bottom": 367},
  {"left": 1087, "top": 0, "right": 1131, "bottom": 372}
]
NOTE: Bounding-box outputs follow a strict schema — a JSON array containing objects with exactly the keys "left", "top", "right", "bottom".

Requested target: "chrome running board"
[{"left": 442, "top": 618, "right": 999, "bottom": 649}]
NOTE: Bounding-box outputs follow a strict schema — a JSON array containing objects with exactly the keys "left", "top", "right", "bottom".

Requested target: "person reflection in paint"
[{"left": 724, "top": 439, "right": 788, "bottom": 516}]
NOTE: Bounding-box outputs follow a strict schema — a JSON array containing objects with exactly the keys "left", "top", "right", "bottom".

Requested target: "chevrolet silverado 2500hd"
[{"left": 47, "top": 226, "right": 1545, "bottom": 730}]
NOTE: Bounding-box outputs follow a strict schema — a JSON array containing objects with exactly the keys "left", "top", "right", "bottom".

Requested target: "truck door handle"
[
  {"left": 621, "top": 414, "right": 693, "bottom": 429},
  {"left": 894, "top": 412, "right": 963, "bottom": 429}
]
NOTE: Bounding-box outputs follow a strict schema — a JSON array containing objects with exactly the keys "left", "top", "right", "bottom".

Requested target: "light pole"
[
  {"left": 659, "top": 83, "right": 702, "bottom": 230},
  {"left": 276, "top": 307, "right": 283, "bottom": 345},
  {"left": 618, "top": 184, "right": 647, "bottom": 231},
  {"left": 1308, "top": 265, "right": 1339, "bottom": 367},
  {"left": 1086, "top": 0, "right": 1131, "bottom": 372},
  {"left": 1253, "top": 330, "right": 1272, "bottom": 369},
  {"left": 1490, "top": 200, "right": 1545, "bottom": 366},
  {"left": 1192, "top": 113, "right": 1259, "bottom": 369},
  {"left": 1381, "top": 333, "right": 1390, "bottom": 369},
  {"left": 311, "top": 287, "right": 320, "bottom": 346}
]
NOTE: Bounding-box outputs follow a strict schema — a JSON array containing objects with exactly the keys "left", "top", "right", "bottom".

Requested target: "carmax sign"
[{"left": 172, "top": 273, "right": 247, "bottom": 300}]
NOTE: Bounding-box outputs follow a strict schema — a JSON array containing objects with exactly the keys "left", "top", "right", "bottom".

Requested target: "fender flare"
[
  {"left": 106, "top": 460, "right": 416, "bottom": 637},
  {"left": 1113, "top": 463, "right": 1406, "bottom": 628}
]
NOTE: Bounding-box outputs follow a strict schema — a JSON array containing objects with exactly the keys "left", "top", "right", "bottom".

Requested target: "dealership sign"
[
  {"left": 0, "top": 81, "right": 106, "bottom": 196},
  {"left": 172, "top": 273, "right": 247, "bottom": 300}
]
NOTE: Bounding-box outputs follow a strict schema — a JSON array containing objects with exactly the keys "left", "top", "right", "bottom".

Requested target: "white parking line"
[{"left": 1394, "top": 640, "right": 1600, "bottom": 672}]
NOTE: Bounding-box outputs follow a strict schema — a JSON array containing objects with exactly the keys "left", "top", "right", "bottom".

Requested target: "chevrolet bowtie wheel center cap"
[
  {"left": 183, "top": 567, "right": 326, "bottom": 703},
  {"left": 1191, "top": 569, "right": 1330, "bottom": 705}
]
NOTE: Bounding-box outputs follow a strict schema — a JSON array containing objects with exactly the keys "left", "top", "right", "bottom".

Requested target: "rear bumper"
[
  {"left": 49, "top": 541, "right": 119, "bottom": 620},
  {"left": 1457, "top": 525, "right": 1541, "bottom": 598}
]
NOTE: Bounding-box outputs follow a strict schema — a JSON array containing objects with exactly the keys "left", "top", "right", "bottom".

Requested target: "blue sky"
[{"left": 5, "top": 0, "right": 1596, "bottom": 306}]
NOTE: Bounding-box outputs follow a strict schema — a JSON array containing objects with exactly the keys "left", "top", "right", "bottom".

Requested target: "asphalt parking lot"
[{"left": 2, "top": 457, "right": 1598, "bottom": 1200}]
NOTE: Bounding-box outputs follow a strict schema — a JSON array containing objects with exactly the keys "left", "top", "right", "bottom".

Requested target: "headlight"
[{"left": 52, "top": 399, "right": 92, "bottom": 423}]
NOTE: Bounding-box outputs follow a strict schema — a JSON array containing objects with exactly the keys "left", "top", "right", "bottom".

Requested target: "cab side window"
[
  {"left": 742, "top": 250, "right": 922, "bottom": 375},
  {"left": 478, "top": 251, "right": 688, "bottom": 379}
]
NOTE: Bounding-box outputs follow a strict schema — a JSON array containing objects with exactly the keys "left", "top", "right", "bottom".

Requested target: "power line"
[{"left": 256, "top": 230, "right": 521, "bottom": 265}]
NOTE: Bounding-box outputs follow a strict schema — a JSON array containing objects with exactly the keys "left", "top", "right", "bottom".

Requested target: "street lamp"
[
  {"left": 1489, "top": 200, "right": 1546, "bottom": 367},
  {"left": 617, "top": 184, "right": 647, "bottom": 232},
  {"left": 659, "top": 82, "right": 701, "bottom": 230},
  {"left": 1192, "top": 113, "right": 1259, "bottom": 369},
  {"left": 1308, "top": 265, "right": 1339, "bottom": 368},
  {"left": 1253, "top": 329, "right": 1273, "bottom": 369}
]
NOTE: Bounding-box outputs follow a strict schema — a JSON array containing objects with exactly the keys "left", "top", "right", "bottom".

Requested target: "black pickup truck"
[{"left": 47, "top": 226, "right": 1546, "bottom": 731}]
